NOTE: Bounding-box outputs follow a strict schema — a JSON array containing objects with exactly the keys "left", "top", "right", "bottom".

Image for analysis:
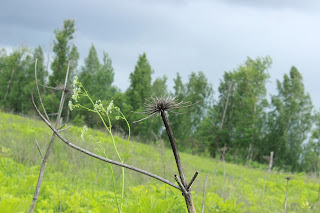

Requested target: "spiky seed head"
[{"left": 133, "top": 96, "right": 196, "bottom": 123}]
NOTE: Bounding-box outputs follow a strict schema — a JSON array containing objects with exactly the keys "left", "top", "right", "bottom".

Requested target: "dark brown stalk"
[
  {"left": 160, "top": 110, "right": 196, "bottom": 213},
  {"left": 187, "top": 171, "right": 199, "bottom": 190},
  {"left": 29, "top": 62, "right": 70, "bottom": 213},
  {"left": 31, "top": 95, "right": 181, "bottom": 191}
]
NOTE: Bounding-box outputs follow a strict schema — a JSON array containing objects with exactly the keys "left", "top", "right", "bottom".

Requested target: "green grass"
[{"left": 0, "top": 110, "right": 319, "bottom": 212}]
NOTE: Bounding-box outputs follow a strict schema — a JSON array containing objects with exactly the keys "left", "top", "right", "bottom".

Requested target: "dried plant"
[
  {"left": 31, "top": 62, "right": 202, "bottom": 213},
  {"left": 29, "top": 60, "right": 71, "bottom": 213},
  {"left": 134, "top": 96, "right": 199, "bottom": 213}
]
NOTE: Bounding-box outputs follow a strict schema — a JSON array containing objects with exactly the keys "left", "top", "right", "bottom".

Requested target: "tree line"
[{"left": 1, "top": 20, "right": 319, "bottom": 173}]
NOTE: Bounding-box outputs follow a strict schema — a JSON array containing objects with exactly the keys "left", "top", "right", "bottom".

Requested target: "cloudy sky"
[{"left": 1, "top": 0, "right": 320, "bottom": 107}]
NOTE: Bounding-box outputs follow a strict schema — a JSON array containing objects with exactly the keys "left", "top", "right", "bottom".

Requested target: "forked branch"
[{"left": 29, "top": 61, "right": 70, "bottom": 213}]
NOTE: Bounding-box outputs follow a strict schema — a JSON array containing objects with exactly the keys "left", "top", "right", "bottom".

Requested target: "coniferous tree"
[
  {"left": 126, "top": 53, "right": 154, "bottom": 139},
  {"left": 76, "top": 45, "right": 116, "bottom": 127}
]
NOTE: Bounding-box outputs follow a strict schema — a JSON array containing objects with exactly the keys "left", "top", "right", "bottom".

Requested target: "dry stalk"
[
  {"left": 134, "top": 97, "right": 198, "bottom": 213},
  {"left": 29, "top": 61, "right": 70, "bottom": 213},
  {"left": 284, "top": 177, "right": 291, "bottom": 213},
  {"left": 201, "top": 175, "right": 209, "bottom": 213}
]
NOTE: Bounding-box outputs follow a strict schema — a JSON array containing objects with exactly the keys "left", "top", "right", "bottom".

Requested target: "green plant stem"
[
  {"left": 95, "top": 140, "right": 120, "bottom": 212},
  {"left": 83, "top": 88, "right": 125, "bottom": 212}
]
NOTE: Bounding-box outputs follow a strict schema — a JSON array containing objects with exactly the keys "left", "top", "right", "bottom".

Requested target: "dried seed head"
[{"left": 133, "top": 96, "right": 197, "bottom": 123}]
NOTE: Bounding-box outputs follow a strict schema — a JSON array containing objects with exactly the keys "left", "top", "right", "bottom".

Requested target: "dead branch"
[
  {"left": 29, "top": 62, "right": 70, "bottom": 213},
  {"left": 35, "top": 59, "right": 50, "bottom": 122},
  {"left": 187, "top": 171, "right": 199, "bottom": 190},
  {"left": 34, "top": 139, "right": 44, "bottom": 160},
  {"left": 31, "top": 95, "right": 181, "bottom": 191}
]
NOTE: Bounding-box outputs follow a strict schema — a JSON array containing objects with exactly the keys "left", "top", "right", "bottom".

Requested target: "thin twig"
[
  {"left": 57, "top": 124, "right": 66, "bottom": 130},
  {"left": 35, "top": 59, "right": 50, "bottom": 122},
  {"left": 34, "top": 139, "right": 44, "bottom": 160},
  {"left": 31, "top": 95, "right": 181, "bottom": 191},
  {"left": 187, "top": 171, "right": 199, "bottom": 190},
  {"left": 39, "top": 83, "right": 61, "bottom": 91},
  {"left": 58, "top": 126, "right": 71, "bottom": 133}
]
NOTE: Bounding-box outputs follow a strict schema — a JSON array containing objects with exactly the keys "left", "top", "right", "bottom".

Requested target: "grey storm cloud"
[{"left": 1, "top": 0, "right": 320, "bottom": 107}]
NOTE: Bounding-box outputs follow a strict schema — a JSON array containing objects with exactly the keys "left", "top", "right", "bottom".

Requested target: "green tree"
[
  {"left": 127, "top": 53, "right": 153, "bottom": 110},
  {"left": 149, "top": 76, "right": 169, "bottom": 136},
  {"left": 201, "top": 56, "right": 271, "bottom": 161},
  {"left": 152, "top": 76, "right": 168, "bottom": 97},
  {"left": 0, "top": 48, "right": 37, "bottom": 113},
  {"left": 301, "top": 111, "right": 320, "bottom": 174},
  {"left": 170, "top": 72, "right": 213, "bottom": 153},
  {"left": 126, "top": 53, "right": 154, "bottom": 139},
  {"left": 169, "top": 73, "right": 188, "bottom": 149},
  {"left": 75, "top": 45, "right": 116, "bottom": 127},
  {"left": 232, "top": 56, "right": 271, "bottom": 165},
  {"left": 266, "top": 66, "right": 313, "bottom": 172},
  {"left": 49, "top": 19, "right": 79, "bottom": 87}
]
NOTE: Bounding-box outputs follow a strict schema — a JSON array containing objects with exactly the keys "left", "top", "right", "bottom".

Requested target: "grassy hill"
[{"left": 0, "top": 111, "right": 319, "bottom": 212}]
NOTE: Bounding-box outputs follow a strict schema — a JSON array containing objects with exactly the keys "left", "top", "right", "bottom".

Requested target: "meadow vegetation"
[{"left": 1, "top": 110, "right": 319, "bottom": 212}]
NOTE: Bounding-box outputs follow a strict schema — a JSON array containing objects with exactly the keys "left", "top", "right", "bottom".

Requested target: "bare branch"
[
  {"left": 39, "top": 84, "right": 61, "bottom": 91},
  {"left": 31, "top": 95, "right": 181, "bottom": 191},
  {"left": 133, "top": 112, "right": 157, "bottom": 123},
  {"left": 47, "top": 112, "right": 59, "bottom": 116},
  {"left": 57, "top": 124, "right": 66, "bottom": 130},
  {"left": 58, "top": 126, "right": 71, "bottom": 133},
  {"left": 187, "top": 171, "right": 199, "bottom": 190},
  {"left": 174, "top": 174, "right": 188, "bottom": 196},
  {"left": 29, "top": 62, "right": 71, "bottom": 213},
  {"left": 35, "top": 59, "right": 50, "bottom": 122},
  {"left": 34, "top": 139, "right": 44, "bottom": 160}
]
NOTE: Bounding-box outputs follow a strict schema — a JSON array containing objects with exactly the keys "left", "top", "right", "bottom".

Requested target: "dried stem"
[
  {"left": 201, "top": 175, "right": 209, "bottom": 213},
  {"left": 58, "top": 126, "right": 71, "bottom": 133},
  {"left": 29, "top": 62, "right": 70, "bottom": 213},
  {"left": 34, "top": 139, "right": 44, "bottom": 160},
  {"left": 31, "top": 95, "right": 181, "bottom": 191},
  {"left": 161, "top": 110, "right": 187, "bottom": 186},
  {"left": 35, "top": 59, "right": 50, "bottom": 122},
  {"left": 187, "top": 171, "right": 199, "bottom": 190},
  {"left": 134, "top": 97, "right": 198, "bottom": 212},
  {"left": 284, "top": 177, "right": 291, "bottom": 213},
  {"left": 160, "top": 110, "right": 196, "bottom": 213},
  {"left": 174, "top": 174, "right": 188, "bottom": 196}
]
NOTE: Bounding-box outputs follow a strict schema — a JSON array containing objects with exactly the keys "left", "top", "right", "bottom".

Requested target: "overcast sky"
[{"left": 1, "top": 0, "right": 320, "bottom": 108}]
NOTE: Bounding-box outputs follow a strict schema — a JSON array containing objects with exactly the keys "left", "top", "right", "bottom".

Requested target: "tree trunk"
[
  {"left": 269, "top": 151, "right": 274, "bottom": 172},
  {"left": 4, "top": 69, "right": 15, "bottom": 100},
  {"left": 245, "top": 143, "right": 252, "bottom": 166},
  {"left": 217, "top": 82, "right": 233, "bottom": 160}
]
